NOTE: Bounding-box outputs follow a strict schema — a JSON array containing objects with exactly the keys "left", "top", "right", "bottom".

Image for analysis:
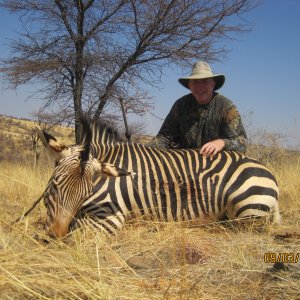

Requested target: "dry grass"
[
  {"left": 0, "top": 115, "right": 74, "bottom": 163},
  {"left": 1, "top": 117, "right": 300, "bottom": 299}
]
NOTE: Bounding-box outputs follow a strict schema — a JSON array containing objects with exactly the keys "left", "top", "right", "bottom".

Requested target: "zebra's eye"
[{"left": 54, "top": 157, "right": 66, "bottom": 167}]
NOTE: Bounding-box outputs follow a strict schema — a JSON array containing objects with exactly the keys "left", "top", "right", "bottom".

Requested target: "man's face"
[{"left": 188, "top": 78, "right": 215, "bottom": 105}]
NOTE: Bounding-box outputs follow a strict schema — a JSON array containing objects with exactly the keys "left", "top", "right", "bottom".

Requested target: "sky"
[{"left": 1, "top": 0, "right": 300, "bottom": 148}]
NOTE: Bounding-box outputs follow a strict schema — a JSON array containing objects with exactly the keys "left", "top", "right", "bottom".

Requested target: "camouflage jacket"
[{"left": 149, "top": 92, "right": 247, "bottom": 152}]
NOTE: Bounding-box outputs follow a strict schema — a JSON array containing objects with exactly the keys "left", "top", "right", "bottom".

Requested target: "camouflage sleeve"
[
  {"left": 147, "top": 101, "right": 180, "bottom": 149},
  {"left": 222, "top": 104, "right": 247, "bottom": 153}
]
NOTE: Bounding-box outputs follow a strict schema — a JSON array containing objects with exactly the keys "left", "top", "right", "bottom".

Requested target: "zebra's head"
[{"left": 36, "top": 121, "right": 132, "bottom": 238}]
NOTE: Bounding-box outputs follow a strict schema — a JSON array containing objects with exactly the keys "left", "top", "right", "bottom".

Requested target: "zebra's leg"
[
  {"left": 270, "top": 201, "right": 281, "bottom": 225},
  {"left": 80, "top": 214, "right": 126, "bottom": 235},
  {"left": 80, "top": 203, "right": 126, "bottom": 235},
  {"left": 71, "top": 203, "right": 125, "bottom": 234},
  {"left": 226, "top": 195, "right": 281, "bottom": 225}
]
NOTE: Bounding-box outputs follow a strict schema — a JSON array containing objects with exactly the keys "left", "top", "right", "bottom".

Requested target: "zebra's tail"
[{"left": 272, "top": 202, "right": 281, "bottom": 225}]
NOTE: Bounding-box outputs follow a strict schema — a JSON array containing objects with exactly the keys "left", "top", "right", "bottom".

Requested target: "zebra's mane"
[{"left": 79, "top": 118, "right": 124, "bottom": 161}]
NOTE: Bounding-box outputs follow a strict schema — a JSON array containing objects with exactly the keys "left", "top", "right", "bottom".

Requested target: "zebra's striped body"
[{"left": 38, "top": 120, "right": 280, "bottom": 237}]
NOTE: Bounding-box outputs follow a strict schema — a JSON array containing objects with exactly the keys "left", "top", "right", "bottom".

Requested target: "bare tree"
[{"left": 0, "top": 0, "right": 259, "bottom": 142}]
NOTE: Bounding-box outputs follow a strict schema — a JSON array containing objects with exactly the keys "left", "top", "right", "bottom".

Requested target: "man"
[{"left": 149, "top": 61, "right": 247, "bottom": 157}]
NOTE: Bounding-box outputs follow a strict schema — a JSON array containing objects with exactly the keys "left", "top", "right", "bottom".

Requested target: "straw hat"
[{"left": 178, "top": 61, "right": 225, "bottom": 90}]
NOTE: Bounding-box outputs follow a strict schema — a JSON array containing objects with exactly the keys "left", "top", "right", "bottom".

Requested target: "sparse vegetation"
[
  {"left": 0, "top": 116, "right": 300, "bottom": 299},
  {"left": 0, "top": 115, "right": 75, "bottom": 164}
]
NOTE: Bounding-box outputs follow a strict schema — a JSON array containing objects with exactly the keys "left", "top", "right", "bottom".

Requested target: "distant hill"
[
  {"left": 0, "top": 114, "right": 298, "bottom": 165},
  {"left": 0, "top": 115, "right": 152, "bottom": 163},
  {"left": 0, "top": 115, "right": 75, "bottom": 163}
]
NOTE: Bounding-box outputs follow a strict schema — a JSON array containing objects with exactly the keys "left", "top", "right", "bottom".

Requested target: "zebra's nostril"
[{"left": 46, "top": 224, "right": 69, "bottom": 239}]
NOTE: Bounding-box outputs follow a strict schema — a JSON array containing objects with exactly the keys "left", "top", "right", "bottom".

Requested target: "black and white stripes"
[{"left": 40, "top": 120, "right": 280, "bottom": 237}]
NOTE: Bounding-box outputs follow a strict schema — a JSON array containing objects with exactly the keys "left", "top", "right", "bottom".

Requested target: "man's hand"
[{"left": 200, "top": 139, "right": 225, "bottom": 158}]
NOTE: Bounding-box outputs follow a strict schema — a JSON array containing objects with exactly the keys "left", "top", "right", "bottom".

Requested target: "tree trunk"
[
  {"left": 74, "top": 39, "right": 85, "bottom": 143},
  {"left": 119, "top": 97, "right": 131, "bottom": 141}
]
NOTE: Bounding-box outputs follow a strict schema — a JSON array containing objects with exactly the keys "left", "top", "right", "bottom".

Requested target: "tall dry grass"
[
  {"left": 1, "top": 115, "right": 300, "bottom": 299},
  {"left": 1, "top": 149, "right": 300, "bottom": 299}
]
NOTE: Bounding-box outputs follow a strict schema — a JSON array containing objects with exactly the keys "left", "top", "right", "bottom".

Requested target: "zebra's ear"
[
  {"left": 35, "top": 125, "right": 68, "bottom": 159},
  {"left": 93, "top": 160, "right": 134, "bottom": 178}
]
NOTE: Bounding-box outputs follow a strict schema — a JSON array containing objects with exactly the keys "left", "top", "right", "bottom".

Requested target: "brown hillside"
[
  {"left": 1, "top": 114, "right": 299, "bottom": 165},
  {"left": 0, "top": 115, "right": 75, "bottom": 163},
  {"left": 0, "top": 115, "right": 154, "bottom": 164}
]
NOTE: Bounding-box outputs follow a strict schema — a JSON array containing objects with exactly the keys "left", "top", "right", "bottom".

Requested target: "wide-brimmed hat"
[{"left": 178, "top": 61, "right": 225, "bottom": 90}]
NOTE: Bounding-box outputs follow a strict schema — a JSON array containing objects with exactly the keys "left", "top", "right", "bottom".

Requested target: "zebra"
[{"left": 37, "top": 119, "right": 280, "bottom": 238}]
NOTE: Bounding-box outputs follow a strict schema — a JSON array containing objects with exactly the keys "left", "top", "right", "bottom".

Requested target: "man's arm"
[{"left": 222, "top": 104, "right": 247, "bottom": 153}]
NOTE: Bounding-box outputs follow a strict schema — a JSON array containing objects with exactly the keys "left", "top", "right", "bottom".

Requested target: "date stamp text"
[{"left": 264, "top": 252, "right": 300, "bottom": 264}]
